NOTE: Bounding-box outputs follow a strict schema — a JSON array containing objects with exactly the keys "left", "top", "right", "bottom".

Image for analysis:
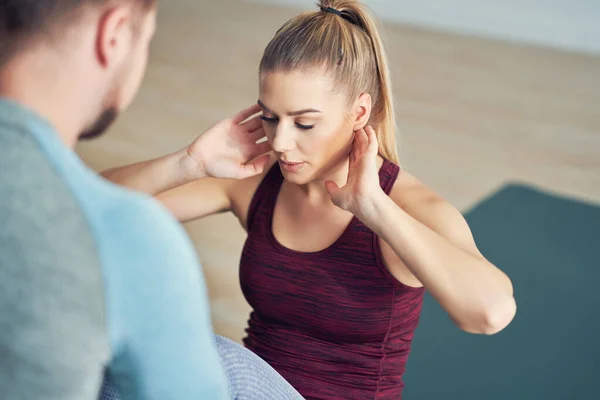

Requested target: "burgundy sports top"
[{"left": 240, "top": 160, "right": 425, "bottom": 399}]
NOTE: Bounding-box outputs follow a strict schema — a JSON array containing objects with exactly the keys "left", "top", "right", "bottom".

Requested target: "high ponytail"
[{"left": 260, "top": 0, "right": 400, "bottom": 164}]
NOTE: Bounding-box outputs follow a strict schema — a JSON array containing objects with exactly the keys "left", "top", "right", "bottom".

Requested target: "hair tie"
[
  {"left": 320, "top": 6, "right": 343, "bottom": 17},
  {"left": 320, "top": 6, "right": 361, "bottom": 28}
]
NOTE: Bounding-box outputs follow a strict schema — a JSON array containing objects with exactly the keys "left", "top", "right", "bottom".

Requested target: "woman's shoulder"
[
  {"left": 389, "top": 167, "right": 437, "bottom": 208},
  {"left": 388, "top": 167, "right": 472, "bottom": 242}
]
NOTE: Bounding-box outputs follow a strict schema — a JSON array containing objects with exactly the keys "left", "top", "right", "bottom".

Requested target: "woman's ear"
[{"left": 352, "top": 93, "right": 372, "bottom": 131}]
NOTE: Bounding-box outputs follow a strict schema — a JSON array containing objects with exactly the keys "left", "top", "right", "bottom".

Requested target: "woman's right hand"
[{"left": 184, "top": 104, "right": 272, "bottom": 180}]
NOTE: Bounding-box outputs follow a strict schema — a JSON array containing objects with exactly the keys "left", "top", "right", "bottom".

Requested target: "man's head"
[{"left": 0, "top": 0, "right": 157, "bottom": 141}]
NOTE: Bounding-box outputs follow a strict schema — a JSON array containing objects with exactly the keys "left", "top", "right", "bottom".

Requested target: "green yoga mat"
[{"left": 403, "top": 184, "right": 600, "bottom": 400}]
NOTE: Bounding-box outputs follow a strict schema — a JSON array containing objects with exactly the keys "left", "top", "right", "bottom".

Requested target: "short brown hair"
[{"left": 0, "top": 0, "right": 155, "bottom": 66}]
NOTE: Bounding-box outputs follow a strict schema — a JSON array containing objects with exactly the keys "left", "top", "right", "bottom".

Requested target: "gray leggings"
[{"left": 99, "top": 334, "right": 304, "bottom": 399}]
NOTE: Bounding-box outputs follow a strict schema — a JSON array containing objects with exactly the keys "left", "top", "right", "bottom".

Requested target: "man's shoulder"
[
  {"left": 92, "top": 183, "right": 190, "bottom": 247},
  {"left": 84, "top": 181, "right": 200, "bottom": 281},
  {"left": 0, "top": 120, "right": 193, "bottom": 269}
]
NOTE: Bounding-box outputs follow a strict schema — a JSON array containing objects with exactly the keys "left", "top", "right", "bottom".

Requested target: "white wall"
[{"left": 244, "top": 0, "right": 600, "bottom": 55}]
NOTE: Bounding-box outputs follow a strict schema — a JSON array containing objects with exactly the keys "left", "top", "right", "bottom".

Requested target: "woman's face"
[{"left": 258, "top": 68, "right": 357, "bottom": 185}]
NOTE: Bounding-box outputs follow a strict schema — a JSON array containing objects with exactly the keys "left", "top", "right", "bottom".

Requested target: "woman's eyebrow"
[{"left": 257, "top": 99, "right": 322, "bottom": 116}]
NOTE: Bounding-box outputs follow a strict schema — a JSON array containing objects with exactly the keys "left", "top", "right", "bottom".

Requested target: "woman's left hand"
[{"left": 325, "top": 125, "right": 386, "bottom": 221}]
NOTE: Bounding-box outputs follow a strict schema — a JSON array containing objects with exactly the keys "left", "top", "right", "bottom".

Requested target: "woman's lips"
[{"left": 279, "top": 160, "right": 306, "bottom": 173}]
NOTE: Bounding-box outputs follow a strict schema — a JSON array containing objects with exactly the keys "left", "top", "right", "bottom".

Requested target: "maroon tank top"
[{"left": 240, "top": 160, "right": 425, "bottom": 400}]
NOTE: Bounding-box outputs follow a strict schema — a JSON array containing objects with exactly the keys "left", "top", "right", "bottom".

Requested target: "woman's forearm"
[
  {"left": 101, "top": 148, "right": 205, "bottom": 195},
  {"left": 364, "top": 193, "right": 515, "bottom": 334}
]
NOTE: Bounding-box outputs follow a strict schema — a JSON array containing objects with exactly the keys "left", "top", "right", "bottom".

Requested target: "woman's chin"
[
  {"left": 281, "top": 167, "right": 312, "bottom": 185},
  {"left": 281, "top": 170, "right": 304, "bottom": 184}
]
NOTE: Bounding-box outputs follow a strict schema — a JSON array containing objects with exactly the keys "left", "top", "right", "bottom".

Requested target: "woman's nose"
[{"left": 271, "top": 125, "right": 296, "bottom": 153}]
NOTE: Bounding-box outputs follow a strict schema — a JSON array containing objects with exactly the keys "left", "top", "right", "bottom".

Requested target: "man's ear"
[
  {"left": 95, "top": 6, "right": 134, "bottom": 68},
  {"left": 351, "top": 92, "right": 372, "bottom": 131}
]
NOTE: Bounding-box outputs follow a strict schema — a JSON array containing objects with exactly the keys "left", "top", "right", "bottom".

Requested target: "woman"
[{"left": 105, "top": 1, "right": 516, "bottom": 398}]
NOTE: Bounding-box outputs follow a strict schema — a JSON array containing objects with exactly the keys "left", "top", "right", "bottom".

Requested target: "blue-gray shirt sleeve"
[{"left": 96, "top": 195, "right": 229, "bottom": 400}]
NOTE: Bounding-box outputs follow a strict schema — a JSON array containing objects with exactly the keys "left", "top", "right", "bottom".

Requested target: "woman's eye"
[
  {"left": 260, "top": 115, "right": 314, "bottom": 130},
  {"left": 260, "top": 115, "right": 278, "bottom": 124},
  {"left": 296, "top": 123, "right": 315, "bottom": 130}
]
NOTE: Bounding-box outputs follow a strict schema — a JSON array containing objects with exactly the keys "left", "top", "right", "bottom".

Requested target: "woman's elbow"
[
  {"left": 482, "top": 295, "right": 517, "bottom": 335},
  {"left": 459, "top": 296, "right": 517, "bottom": 335}
]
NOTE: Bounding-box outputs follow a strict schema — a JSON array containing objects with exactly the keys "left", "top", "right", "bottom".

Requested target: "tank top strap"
[
  {"left": 379, "top": 159, "right": 400, "bottom": 195},
  {"left": 246, "top": 163, "right": 284, "bottom": 232}
]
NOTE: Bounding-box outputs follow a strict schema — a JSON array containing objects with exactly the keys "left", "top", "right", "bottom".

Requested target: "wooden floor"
[{"left": 76, "top": 0, "right": 600, "bottom": 341}]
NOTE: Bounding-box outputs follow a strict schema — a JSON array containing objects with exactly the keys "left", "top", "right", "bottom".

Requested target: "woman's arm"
[
  {"left": 371, "top": 189, "right": 515, "bottom": 335},
  {"left": 326, "top": 127, "right": 516, "bottom": 335},
  {"left": 154, "top": 154, "right": 276, "bottom": 224},
  {"left": 101, "top": 149, "right": 203, "bottom": 195},
  {"left": 154, "top": 177, "right": 232, "bottom": 223},
  {"left": 102, "top": 104, "right": 270, "bottom": 196}
]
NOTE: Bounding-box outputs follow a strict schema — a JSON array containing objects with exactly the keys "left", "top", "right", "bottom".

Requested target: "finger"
[
  {"left": 247, "top": 141, "right": 272, "bottom": 160},
  {"left": 353, "top": 130, "right": 363, "bottom": 150},
  {"left": 237, "top": 154, "right": 271, "bottom": 178},
  {"left": 233, "top": 104, "right": 261, "bottom": 124},
  {"left": 325, "top": 180, "right": 340, "bottom": 196},
  {"left": 355, "top": 128, "right": 369, "bottom": 155},
  {"left": 242, "top": 115, "right": 263, "bottom": 133},
  {"left": 249, "top": 127, "right": 266, "bottom": 142},
  {"left": 349, "top": 133, "right": 360, "bottom": 163},
  {"left": 364, "top": 125, "right": 379, "bottom": 154}
]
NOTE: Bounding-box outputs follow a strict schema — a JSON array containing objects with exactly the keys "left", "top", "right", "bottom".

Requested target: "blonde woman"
[{"left": 106, "top": 1, "right": 516, "bottom": 398}]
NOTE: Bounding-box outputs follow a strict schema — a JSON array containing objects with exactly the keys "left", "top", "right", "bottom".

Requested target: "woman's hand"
[
  {"left": 325, "top": 126, "right": 386, "bottom": 222},
  {"left": 185, "top": 104, "right": 271, "bottom": 180}
]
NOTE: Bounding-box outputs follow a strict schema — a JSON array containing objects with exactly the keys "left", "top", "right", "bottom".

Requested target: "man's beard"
[
  {"left": 79, "top": 70, "right": 124, "bottom": 141},
  {"left": 79, "top": 107, "right": 119, "bottom": 140}
]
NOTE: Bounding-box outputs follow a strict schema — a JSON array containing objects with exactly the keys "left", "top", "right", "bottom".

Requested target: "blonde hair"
[{"left": 259, "top": 0, "right": 399, "bottom": 164}]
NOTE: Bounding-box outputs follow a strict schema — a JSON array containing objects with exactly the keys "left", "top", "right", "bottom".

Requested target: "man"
[{"left": 0, "top": 1, "right": 283, "bottom": 399}]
